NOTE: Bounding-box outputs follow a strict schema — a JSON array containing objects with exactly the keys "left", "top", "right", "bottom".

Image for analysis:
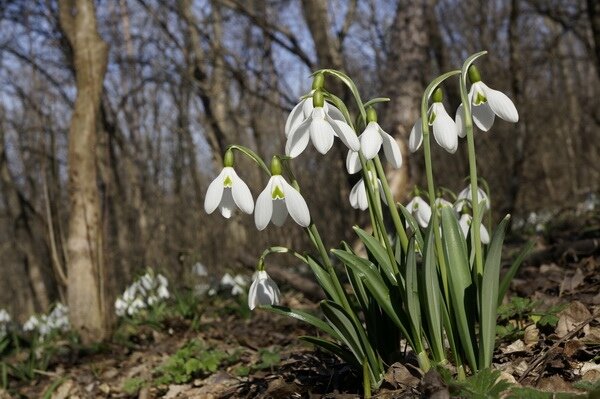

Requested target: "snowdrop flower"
[
  {"left": 409, "top": 88, "right": 458, "bottom": 154},
  {"left": 23, "top": 316, "right": 39, "bottom": 332},
  {"left": 359, "top": 108, "right": 402, "bottom": 168},
  {"left": 0, "top": 309, "right": 10, "bottom": 324},
  {"left": 459, "top": 214, "right": 490, "bottom": 244},
  {"left": 204, "top": 150, "right": 254, "bottom": 219},
  {"left": 220, "top": 273, "right": 247, "bottom": 296},
  {"left": 406, "top": 196, "right": 432, "bottom": 228},
  {"left": 285, "top": 91, "right": 360, "bottom": 157},
  {"left": 192, "top": 262, "right": 208, "bottom": 277},
  {"left": 255, "top": 157, "right": 310, "bottom": 230},
  {"left": 455, "top": 65, "right": 519, "bottom": 136},
  {"left": 454, "top": 184, "right": 490, "bottom": 212},
  {"left": 248, "top": 270, "right": 281, "bottom": 310},
  {"left": 349, "top": 171, "right": 387, "bottom": 211},
  {"left": 434, "top": 197, "right": 453, "bottom": 211}
]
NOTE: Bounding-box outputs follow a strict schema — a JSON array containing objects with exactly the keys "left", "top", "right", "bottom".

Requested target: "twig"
[{"left": 518, "top": 308, "right": 600, "bottom": 382}]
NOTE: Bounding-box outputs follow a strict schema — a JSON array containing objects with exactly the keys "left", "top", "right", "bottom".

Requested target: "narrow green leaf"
[
  {"left": 405, "top": 238, "right": 422, "bottom": 348},
  {"left": 305, "top": 255, "right": 338, "bottom": 301},
  {"left": 354, "top": 226, "right": 398, "bottom": 285},
  {"left": 441, "top": 206, "right": 478, "bottom": 371},
  {"left": 397, "top": 204, "right": 424, "bottom": 250},
  {"left": 264, "top": 305, "right": 339, "bottom": 339},
  {"left": 363, "top": 97, "right": 390, "bottom": 108},
  {"left": 498, "top": 240, "right": 534, "bottom": 303},
  {"left": 479, "top": 215, "right": 510, "bottom": 368},
  {"left": 421, "top": 227, "right": 445, "bottom": 362},
  {"left": 299, "top": 336, "right": 358, "bottom": 367}
]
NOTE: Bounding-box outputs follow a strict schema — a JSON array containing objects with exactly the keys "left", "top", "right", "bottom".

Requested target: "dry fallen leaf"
[
  {"left": 383, "top": 362, "right": 420, "bottom": 388},
  {"left": 555, "top": 301, "right": 592, "bottom": 338},
  {"left": 559, "top": 267, "right": 585, "bottom": 296}
]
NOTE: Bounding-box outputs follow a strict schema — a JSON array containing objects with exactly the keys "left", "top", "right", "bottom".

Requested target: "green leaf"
[
  {"left": 354, "top": 226, "right": 398, "bottom": 285},
  {"left": 363, "top": 97, "right": 390, "bottom": 108},
  {"left": 264, "top": 305, "right": 339, "bottom": 339},
  {"left": 421, "top": 227, "right": 445, "bottom": 362},
  {"left": 397, "top": 204, "right": 424, "bottom": 250},
  {"left": 305, "top": 255, "right": 338, "bottom": 301},
  {"left": 405, "top": 237, "right": 422, "bottom": 343},
  {"left": 299, "top": 336, "right": 358, "bottom": 367},
  {"left": 498, "top": 240, "right": 534, "bottom": 303},
  {"left": 479, "top": 215, "right": 509, "bottom": 368},
  {"left": 441, "top": 206, "right": 478, "bottom": 371}
]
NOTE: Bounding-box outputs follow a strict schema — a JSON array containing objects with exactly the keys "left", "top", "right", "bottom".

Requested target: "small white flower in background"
[
  {"left": 23, "top": 303, "right": 69, "bottom": 339},
  {"left": 409, "top": 89, "right": 458, "bottom": 154},
  {"left": 114, "top": 269, "right": 171, "bottom": 317},
  {"left": 255, "top": 160, "right": 310, "bottom": 230},
  {"left": 285, "top": 93, "right": 360, "bottom": 157},
  {"left": 204, "top": 165, "right": 254, "bottom": 219},
  {"left": 349, "top": 171, "right": 387, "bottom": 211},
  {"left": 434, "top": 197, "right": 453, "bottom": 211},
  {"left": 455, "top": 65, "right": 518, "bottom": 136},
  {"left": 220, "top": 273, "right": 248, "bottom": 296},
  {"left": 406, "top": 196, "right": 432, "bottom": 228},
  {"left": 285, "top": 94, "right": 346, "bottom": 137},
  {"left": 192, "top": 262, "right": 208, "bottom": 277},
  {"left": 454, "top": 184, "right": 490, "bottom": 212},
  {"left": 459, "top": 214, "right": 490, "bottom": 244},
  {"left": 248, "top": 270, "right": 281, "bottom": 310},
  {"left": 359, "top": 109, "right": 402, "bottom": 168},
  {"left": 0, "top": 309, "right": 11, "bottom": 338}
]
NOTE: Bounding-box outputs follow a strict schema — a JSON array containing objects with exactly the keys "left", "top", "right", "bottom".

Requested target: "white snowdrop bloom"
[
  {"left": 0, "top": 309, "right": 10, "bottom": 323},
  {"left": 115, "top": 298, "right": 128, "bottom": 317},
  {"left": 409, "top": 103, "right": 458, "bottom": 154},
  {"left": 204, "top": 166, "right": 254, "bottom": 219},
  {"left": 285, "top": 97, "right": 360, "bottom": 157},
  {"left": 192, "top": 262, "right": 208, "bottom": 277},
  {"left": 157, "top": 285, "right": 170, "bottom": 299},
  {"left": 454, "top": 184, "right": 490, "bottom": 212},
  {"left": 255, "top": 174, "right": 310, "bottom": 230},
  {"left": 406, "top": 197, "right": 432, "bottom": 228},
  {"left": 345, "top": 150, "right": 362, "bottom": 174},
  {"left": 359, "top": 121, "right": 402, "bottom": 167},
  {"left": 140, "top": 274, "right": 154, "bottom": 291},
  {"left": 349, "top": 171, "right": 387, "bottom": 211},
  {"left": 434, "top": 197, "right": 453, "bottom": 211},
  {"left": 147, "top": 295, "right": 159, "bottom": 306},
  {"left": 23, "top": 316, "right": 39, "bottom": 332},
  {"left": 157, "top": 274, "right": 168, "bottom": 288},
  {"left": 455, "top": 68, "right": 518, "bottom": 136},
  {"left": 459, "top": 214, "right": 490, "bottom": 244},
  {"left": 285, "top": 95, "right": 346, "bottom": 138},
  {"left": 248, "top": 270, "right": 281, "bottom": 310}
]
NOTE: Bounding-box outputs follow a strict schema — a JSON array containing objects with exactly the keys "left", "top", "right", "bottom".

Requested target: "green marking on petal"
[
  {"left": 474, "top": 92, "right": 487, "bottom": 105},
  {"left": 271, "top": 185, "right": 285, "bottom": 199},
  {"left": 223, "top": 175, "right": 233, "bottom": 187},
  {"left": 428, "top": 110, "right": 437, "bottom": 125}
]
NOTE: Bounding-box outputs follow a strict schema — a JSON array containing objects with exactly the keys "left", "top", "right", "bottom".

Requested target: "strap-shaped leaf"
[
  {"left": 264, "top": 305, "right": 339, "bottom": 339},
  {"left": 498, "top": 240, "right": 534, "bottom": 303},
  {"left": 299, "top": 336, "right": 358, "bottom": 367},
  {"left": 305, "top": 255, "right": 338, "bottom": 301},
  {"left": 479, "top": 215, "right": 509, "bottom": 368},
  {"left": 363, "top": 97, "right": 390, "bottom": 108},
  {"left": 441, "top": 206, "right": 478, "bottom": 371},
  {"left": 421, "top": 227, "right": 445, "bottom": 362},
  {"left": 406, "top": 237, "right": 422, "bottom": 348},
  {"left": 397, "top": 204, "right": 424, "bottom": 250},
  {"left": 354, "top": 226, "right": 398, "bottom": 285}
]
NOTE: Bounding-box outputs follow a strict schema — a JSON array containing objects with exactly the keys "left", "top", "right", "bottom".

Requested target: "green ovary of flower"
[{"left": 271, "top": 185, "right": 285, "bottom": 199}]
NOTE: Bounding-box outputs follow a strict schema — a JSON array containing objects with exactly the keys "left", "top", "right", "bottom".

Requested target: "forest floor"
[{"left": 2, "top": 209, "right": 600, "bottom": 398}]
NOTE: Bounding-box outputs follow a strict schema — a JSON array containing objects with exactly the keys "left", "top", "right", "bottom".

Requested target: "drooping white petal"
[
  {"left": 346, "top": 150, "right": 362, "bottom": 174},
  {"left": 360, "top": 122, "right": 383, "bottom": 160},
  {"left": 479, "top": 82, "right": 519, "bottom": 123},
  {"left": 409, "top": 118, "right": 423, "bottom": 152},
  {"left": 357, "top": 179, "right": 368, "bottom": 210},
  {"left": 204, "top": 169, "right": 226, "bottom": 214},
  {"left": 349, "top": 179, "right": 361, "bottom": 209},
  {"left": 455, "top": 185, "right": 490, "bottom": 211},
  {"left": 459, "top": 214, "right": 471, "bottom": 239},
  {"left": 480, "top": 224, "right": 490, "bottom": 244},
  {"left": 286, "top": 118, "right": 311, "bottom": 158},
  {"left": 230, "top": 169, "right": 254, "bottom": 214},
  {"left": 381, "top": 130, "right": 402, "bottom": 168},
  {"left": 431, "top": 103, "right": 458, "bottom": 154},
  {"left": 219, "top": 189, "right": 235, "bottom": 218},
  {"left": 285, "top": 100, "right": 306, "bottom": 138},
  {"left": 434, "top": 197, "right": 453, "bottom": 210},
  {"left": 302, "top": 96, "right": 314, "bottom": 118},
  {"left": 254, "top": 182, "right": 273, "bottom": 230},
  {"left": 325, "top": 102, "right": 346, "bottom": 122},
  {"left": 327, "top": 115, "right": 360, "bottom": 152},
  {"left": 472, "top": 102, "right": 496, "bottom": 131},
  {"left": 271, "top": 200, "right": 288, "bottom": 226},
  {"left": 309, "top": 108, "right": 335, "bottom": 154},
  {"left": 407, "top": 197, "right": 432, "bottom": 228},
  {"left": 282, "top": 180, "right": 310, "bottom": 227},
  {"left": 455, "top": 104, "right": 466, "bottom": 138}
]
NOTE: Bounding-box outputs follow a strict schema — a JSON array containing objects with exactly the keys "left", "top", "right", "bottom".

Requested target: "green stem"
[{"left": 373, "top": 156, "right": 408, "bottom": 252}]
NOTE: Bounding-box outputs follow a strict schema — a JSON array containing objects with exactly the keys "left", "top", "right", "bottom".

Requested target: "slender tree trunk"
[
  {"left": 587, "top": 0, "right": 600, "bottom": 79},
  {"left": 58, "top": 0, "right": 108, "bottom": 343}
]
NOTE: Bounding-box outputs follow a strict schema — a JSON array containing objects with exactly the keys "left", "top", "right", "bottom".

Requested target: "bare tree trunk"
[
  {"left": 58, "top": 0, "right": 108, "bottom": 343},
  {"left": 382, "top": 0, "right": 434, "bottom": 201},
  {"left": 587, "top": 0, "right": 600, "bottom": 78}
]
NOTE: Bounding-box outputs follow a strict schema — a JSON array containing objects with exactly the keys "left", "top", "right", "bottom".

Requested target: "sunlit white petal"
[
  {"left": 309, "top": 108, "right": 335, "bottom": 154},
  {"left": 409, "top": 118, "right": 423, "bottom": 152},
  {"left": 254, "top": 183, "right": 273, "bottom": 230},
  {"left": 327, "top": 115, "right": 360, "bottom": 152},
  {"left": 360, "top": 122, "right": 383, "bottom": 160},
  {"left": 325, "top": 102, "right": 346, "bottom": 122},
  {"left": 455, "top": 104, "right": 466, "bottom": 138},
  {"left": 230, "top": 170, "right": 254, "bottom": 214},
  {"left": 285, "top": 118, "right": 311, "bottom": 158},
  {"left": 479, "top": 82, "right": 519, "bottom": 123},
  {"left": 431, "top": 103, "right": 458, "bottom": 153},
  {"left": 204, "top": 169, "right": 226, "bottom": 214},
  {"left": 285, "top": 100, "right": 306, "bottom": 138},
  {"left": 282, "top": 180, "right": 310, "bottom": 227},
  {"left": 381, "top": 131, "right": 402, "bottom": 168},
  {"left": 346, "top": 150, "right": 362, "bottom": 174}
]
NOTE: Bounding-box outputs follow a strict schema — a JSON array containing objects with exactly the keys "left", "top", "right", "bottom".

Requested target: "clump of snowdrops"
[
  {"left": 115, "top": 269, "right": 171, "bottom": 318},
  {"left": 204, "top": 51, "right": 531, "bottom": 394}
]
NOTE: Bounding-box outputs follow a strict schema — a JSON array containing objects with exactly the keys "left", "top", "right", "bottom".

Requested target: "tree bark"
[{"left": 58, "top": 0, "right": 109, "bottom": 343}]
